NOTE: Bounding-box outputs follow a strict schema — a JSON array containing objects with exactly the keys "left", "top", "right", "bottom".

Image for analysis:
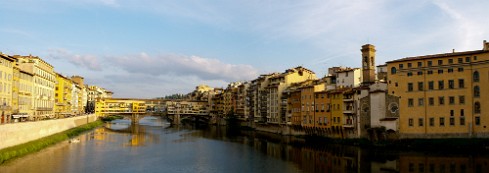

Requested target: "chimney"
[
  {"left": 484, "top": 40, "right": 489, "bottom": 51},
  {"left": 452, "top": 49, "right": 455, "bottom": 53}
]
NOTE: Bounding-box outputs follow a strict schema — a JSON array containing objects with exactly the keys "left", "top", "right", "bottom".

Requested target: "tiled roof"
[{"left": 386, "top": 50, "right": 488, "bottom": 63}]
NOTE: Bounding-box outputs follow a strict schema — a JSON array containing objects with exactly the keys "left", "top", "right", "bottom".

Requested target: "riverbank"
[
  {"left": 301, "top": 135, "right": 489, "bottom": 152},
  {"left": 0, "top": 120, "right": 104, "bottom": 164},
  {"left": 232, "top": 124, "right": 489, "bottom": 152}
]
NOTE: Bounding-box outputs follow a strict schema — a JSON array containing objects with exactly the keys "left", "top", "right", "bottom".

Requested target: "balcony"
[
  {"left": 343, "top": 118, "right": 354, "bottom": 128},
  {"left": 343, "top": 109, "right": 354, "bottom": 114},
  {"left": 36, "top": 107, "right": 52, "bottom": 111}
]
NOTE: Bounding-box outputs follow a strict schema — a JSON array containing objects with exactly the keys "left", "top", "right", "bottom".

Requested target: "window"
[
  {"left": 450, "top": 117, "right": 455, "bottom": 126},
  {"left": 391, "top": 67, "right": 397, "bottom": 74},
  {"left": 449, "top": 59, "right": 453, "bottom": 64},
  {"left": 473, "top": 71, "right": 480, "bottom": 82},
  {"left": 459, "top": 96, "right": 465, "bottom": 104},
  {"left": 448, "top": 80, "right": 454, "bottom": 89},
  {"left": 476, "top": 117, "right": 481, "bottom": 126},
  {"left": 408, "top": 83, "right": 413, "bottom": 91},
  {"left": 466, "top": 56, "right": 471, "bottom": 62},
  {"left": 449, "top": 96, "right": 455, "bottom": 105},
  {"left": 439, "top": 97, "right": 445, "bottom": 105},
  {"left": 427, "top": 70, "right": 433, "bottom": 75},
  {"left": 448, "top": 68, "right": 453, "bottom": 73},
  {"left": 458, "top": 67, "right": 464, "bottom": 72},
  {"left": 418, "top": 62, "right": 422, "bottom": 67},
  {"left": 418, "top": 82, "right": 424, "bottom": 91},
  {"left": 429, "top": 97, "right": 434, "bottom": 106},
  {"left": 399, "top": 64, "right": 404, "bottom": 69},
  {"left": 475, "top": 102, "right": 481, "bottom": 114},
  {"left": 407, "top": 63, "right": 412, "bottom": 68},
  {"left": 461, "top": 109, "right": 464, "bottom": 117},
  {"left": 440, "top": 117, "right": 445, "bottom": 126},
  {"left": 460, "top": 117, "right": 465, "bottom": 126},
  {"left": 450, "top": 110, "right": 454, "bottom": 117},
  {"left": 409, "top": 118, "right": 413, "bottom": 126},
  {"left": 428, "top": 61, "right": 432, "bottom": 66},
  {"left": 458, "top": 58, "right": 463, "bottom": 63},
  {"left": 428, "top": 81, "right": 434, "bottom": 90},
  {"left": 408, "top": 98, "right": 414, "bottom": 107},
  {"left": 438, "top": 80, "right": 444, "bottom": 90},
  {"left": 438, "top": 69, "right": 443, "bottom": 74},
  {"left": 429, "top": 117, "right": 434, "bottom": 126},
  {"left": 474, "top": 86, "right": 480, "bottom": 97},
  {"left": 417, "top": 71, "right": 423, "bottom": 75},
  {"left": 407, "top": 72, "right": 413, "bottom": 76},
  {"left": 418, "top": 98, "right": 424, "bottom": 106},
  {"left": 438, "top": 60, "right": 443, "bottom": 65},
  {"left": 458, "top": 79, "right": 464, "bottom": 88},
  {"left": 419, "top": 118, "right": 424, "bottom": 127}
]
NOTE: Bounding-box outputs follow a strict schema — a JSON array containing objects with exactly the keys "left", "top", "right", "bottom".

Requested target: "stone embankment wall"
[{"left": 0, "top": 114, "right": 97, "bottom": 150}]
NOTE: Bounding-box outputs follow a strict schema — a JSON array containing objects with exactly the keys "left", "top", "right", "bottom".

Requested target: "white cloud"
[
  {"left": 111, "top": 52, "right": 259, "bottom": 82},
  {"left": 47, "top": 48, "right": 102, "bottom": 71}
]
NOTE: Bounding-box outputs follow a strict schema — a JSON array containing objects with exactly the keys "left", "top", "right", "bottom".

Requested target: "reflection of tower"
[{"left": 361, "top": 44, "right": 376, "bottom": 85}]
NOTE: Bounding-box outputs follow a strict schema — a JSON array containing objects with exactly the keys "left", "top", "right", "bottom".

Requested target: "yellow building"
[
  {"left": 387, "top": 40, "right": 489, "bottom": 138},
  {"left": 0, "top": 54, "right": 14, "bottom": 124},
  {"left": 17, "top": 68, "right": 34, "bottom": 121},
  {"left": 15, "top": 55, "right": 56, "bottom": 120},
  {"left": 267, "top": 66, "right": 317, "bottom": 124},
  {"left": 55, "top": 73, "right": 73, "bottom": 118},
  {"left": 95, "top": 98, "right": 145, "bottom": 117},
  {"left": 330, "top": 88, "right": 346, "bottom": 137},
  {"left": 12, "top": 65, "right": 19, "bottom": 117}
]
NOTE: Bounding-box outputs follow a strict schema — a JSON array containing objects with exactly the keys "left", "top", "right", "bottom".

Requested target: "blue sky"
[{"left": 1, "top": 0, "right": 488, "bottom": 98}]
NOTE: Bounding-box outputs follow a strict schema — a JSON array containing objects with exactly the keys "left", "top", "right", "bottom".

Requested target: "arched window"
[
  {"left": 391, "top": 67, "right": 397, "bottom": 74},
  {"left": 475, "top": 102, "right": 481, "bottom": 114},
  {"left": 474, "top": 71, "right": 480, "bottom": 82},
  {"left": 474, "top": 86, "right": 480, "bottom": 97}
]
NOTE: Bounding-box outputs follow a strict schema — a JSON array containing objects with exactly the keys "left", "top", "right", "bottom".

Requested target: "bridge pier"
[
  {"left": 131, "top": 114, "right": 139, "bottom": 124},
  {"left": 173, "top": 113, "right": 181, "bottom": 125}
]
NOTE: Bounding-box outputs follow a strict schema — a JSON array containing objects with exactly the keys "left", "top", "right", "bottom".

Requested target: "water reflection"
[
  {"left": 2, "top": 119, "right": 489, "bottom": 173},
  {"left": 193, "top": 126, "right": 489, "bottom": 173},
  {"left": 103, "top": 116, "right": 166, "bottom": 147}
]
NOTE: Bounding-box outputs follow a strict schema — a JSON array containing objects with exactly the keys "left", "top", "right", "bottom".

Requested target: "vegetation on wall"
[{"left": 0, "top": 120, "right": 104, "bottom": 164}]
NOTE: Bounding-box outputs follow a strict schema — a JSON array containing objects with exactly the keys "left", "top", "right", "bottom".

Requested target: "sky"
[{"left": 1, "top": 0, "right": 489, "bottom": 98}]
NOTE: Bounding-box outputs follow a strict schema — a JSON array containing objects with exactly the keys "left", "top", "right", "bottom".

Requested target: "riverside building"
[
  {"left": 0, "top": 53, "right": 14, "bottom": 123},
  {"left": 15, "top": 55, "right": 56, "bottom": 120},
  {"left": 387, "top": 40, "right": 489, "bottom": 138}
]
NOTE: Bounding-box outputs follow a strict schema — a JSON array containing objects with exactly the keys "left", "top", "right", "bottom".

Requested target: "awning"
[{"left": 12, "top": 114, "right": 30, "bottom": 118}]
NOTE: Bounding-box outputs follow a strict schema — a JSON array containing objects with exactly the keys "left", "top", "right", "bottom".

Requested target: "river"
[{"left": 1, "top": 116, "right": 489, "bottom": 173}]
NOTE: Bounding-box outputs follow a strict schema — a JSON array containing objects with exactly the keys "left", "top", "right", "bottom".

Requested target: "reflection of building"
[
  {"left": 387, "top": 40, "right": 489, "bottom": 138},
  {"left": 400, "top": 155, "right": 489, "bottom": 173},
  {"left": 95, "top": 98, "right": 145, "bottom": 116}
]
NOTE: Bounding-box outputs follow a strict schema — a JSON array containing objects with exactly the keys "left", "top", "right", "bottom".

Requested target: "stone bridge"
[
  {"left": 166, "top": 113, "right": 211, "bottom": 125},
  {"left": 104, "top": 112, "right": 148, "bottom": 124}
]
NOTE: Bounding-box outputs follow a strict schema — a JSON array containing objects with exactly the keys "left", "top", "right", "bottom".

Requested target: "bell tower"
[{"left": 361, "top": 44, "right": 376, "bottom": 85}]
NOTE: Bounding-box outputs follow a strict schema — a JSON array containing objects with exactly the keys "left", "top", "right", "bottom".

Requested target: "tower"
[{"left": 361, "top": 44, "right": 376, "bottom": 85}]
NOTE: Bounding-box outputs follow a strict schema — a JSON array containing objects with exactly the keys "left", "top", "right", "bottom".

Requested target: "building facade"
[{"left": 387, "top": 40, "right": 489, "bottom": 138}]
